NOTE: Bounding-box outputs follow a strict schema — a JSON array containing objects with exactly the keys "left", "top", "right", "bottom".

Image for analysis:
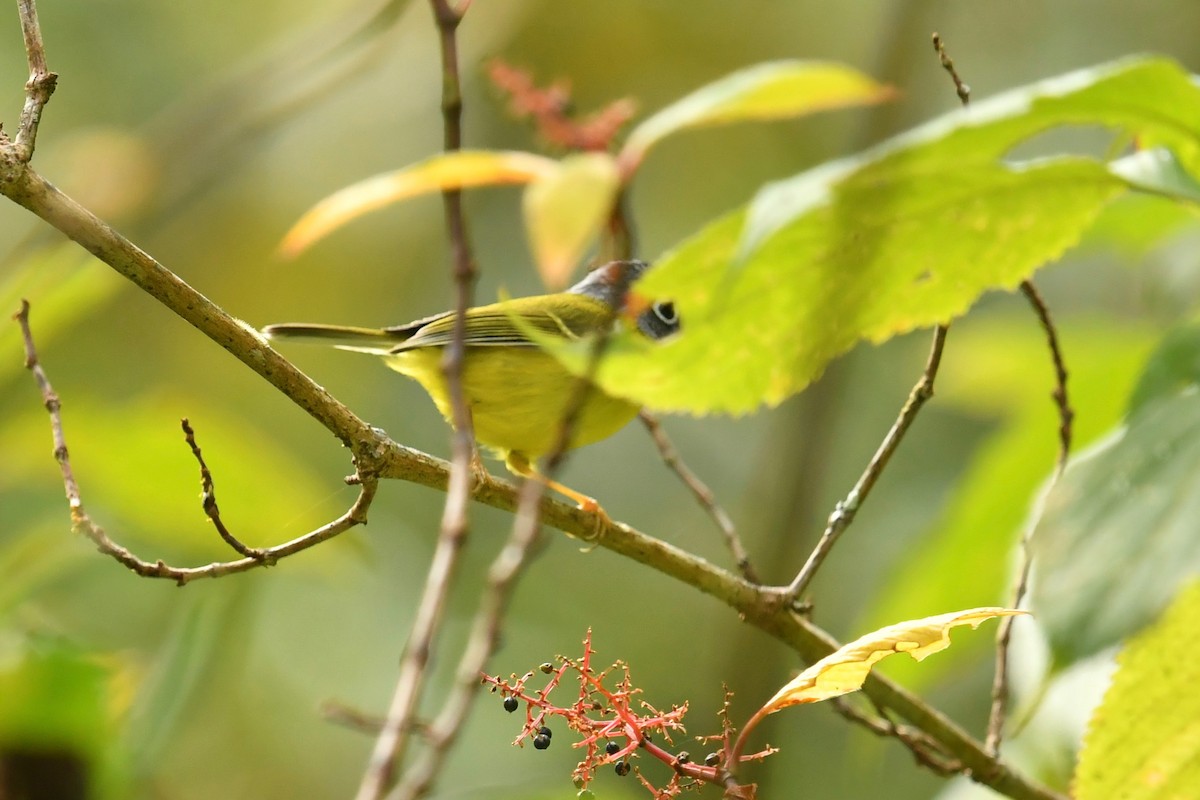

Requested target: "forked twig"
[{"left": 14, "top": 300, "right": 377, "bottom": 585}]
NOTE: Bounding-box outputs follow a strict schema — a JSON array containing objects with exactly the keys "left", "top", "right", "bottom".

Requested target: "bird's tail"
[{"left": 262, "top": 322, "right": 408, "bottom": 354}]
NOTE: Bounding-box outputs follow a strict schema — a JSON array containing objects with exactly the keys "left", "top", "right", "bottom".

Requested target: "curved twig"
[
  {"left": 985, "top": 280, "right": 1073, "bottom": 754},
  {"left": 15, "top": 299, "right": 378, "bottom": 585}
]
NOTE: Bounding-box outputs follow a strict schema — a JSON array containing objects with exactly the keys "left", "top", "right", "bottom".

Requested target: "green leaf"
[
  {"left": 1031, "top": 387, "right": 1200, "bottom": 667},
  {"left": 621, "top": 60, "right": 891, "bottom": 166},
  {"left": 1109, "top": 147, "right": 1200, "bottom": 205},
  {"left": 522, "top": 152, "right": 620, "bottom": 290},
  {"left": 1128, "top": 323, "right": 1200, "bottom": 414},
  {"left": 585, "top": 57, "right": 1200, "bottom": 415},
  {"left": 1083, "top": 192, "right": 1199, "bottom": 256},
  {"left": 1074, "top": 580, "right": 1200, "bottom": 800}
]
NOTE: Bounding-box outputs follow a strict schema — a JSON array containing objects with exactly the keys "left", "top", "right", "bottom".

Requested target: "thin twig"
[
  {"left": 14, "top": 0, "right": 58, "bottom": 161},
  {"left": 832, "top": 698, "right": 961, "bottom": 776},
  {"left": 356, "top": 3, "right": 475, "bottom": 797},
  {"left": 390, "top": 465, "right": 549, "bottom": 800},
  {"left": 14, "top": 299, "right": 83, "bottom": 521},
  {"left": 180, "top": 417, "right": 266, "bottom": 561},
  {"left": 932, "top": 32, "right": 970, "bottom": 105},
  {"left": 785, "top": 324, "right": 948, "bottom": 602},
  {"left": 13, "top": 300, "right": 377, "bottom": 584},
  {"left": 392, "top": 300, "right": 620, "bottom": 800},
  {"left": 1018, "top": 281, "right": 1072, "bottom": 472},
  {"left": 781, "top": 34, "right": 969, "bottom": 605},
  {"left": 985, "top": 282, "right": 1073, "bottom": 754},
  {"left": 640, "top": 412, "right": 758, "bottom": 583},
  {"left": 322, "top": 701, "right": 387, "bottom": 736}
]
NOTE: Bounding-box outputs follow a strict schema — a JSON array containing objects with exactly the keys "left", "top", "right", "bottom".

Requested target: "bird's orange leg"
[{"left": 504, "top": 452, "right": 611, "bottom": 538}]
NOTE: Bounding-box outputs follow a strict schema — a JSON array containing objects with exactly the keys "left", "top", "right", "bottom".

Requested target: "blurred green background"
[{"left": 2, "top": 1, "right": 1199, "bottom": 798}]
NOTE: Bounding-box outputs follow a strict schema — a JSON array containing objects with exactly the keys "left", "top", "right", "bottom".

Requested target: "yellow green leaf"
[
  {"left": 278, "top": 150, "right": 557, "bottom": 257},
  {"left": 1075, "top": 581, "right": 1200, "bottom": 800},
  {"left": 575, "top": 57, "right": 1200, "bottom": 415},
  {"left": 621, "top": 60, "right": 891, "bottom": 167},
  {"left": 522, "top": 152, "right": 620, "bottom": 289},
  {"left": 761, "top": 608, "right": 1024, "bottom": 712}
]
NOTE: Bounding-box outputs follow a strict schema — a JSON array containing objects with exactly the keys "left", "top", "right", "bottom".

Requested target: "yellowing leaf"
[
  {"left": 522, "top": 152, "right": 621, "bottom": 289},
  {"left": 621, "top": 60, "right": 891, "bottom": 167},
  {"left": 278, "top": 150, "right": 557, "bottom": 257},
  {"left": 762, "top": 608, "right": 1024, "bottom": 713}
]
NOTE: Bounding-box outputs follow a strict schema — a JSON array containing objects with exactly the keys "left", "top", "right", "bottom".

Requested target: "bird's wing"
[{"left": 393, "top": 296, "right": 607, "bottom": 351}]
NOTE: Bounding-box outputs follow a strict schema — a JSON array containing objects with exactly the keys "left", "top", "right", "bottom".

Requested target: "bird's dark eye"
[{"left": 652, "top": 301, "right": 678, "bottom": 326}]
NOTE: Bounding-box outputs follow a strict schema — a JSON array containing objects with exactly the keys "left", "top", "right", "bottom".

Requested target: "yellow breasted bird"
[{"left": 263, "top": 260, "right": 679, "bottom": 511}]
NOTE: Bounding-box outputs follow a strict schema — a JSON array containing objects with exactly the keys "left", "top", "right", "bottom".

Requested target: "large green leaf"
[
  {"left": 1031, "top": 385, "right": 1200, "bottom": 666},
  {"left": 1074, "top": 580, "right": 1200, "bottom": 800},
  {"left": 580, "top": 57, "right": 1200, "bottom": 415}
]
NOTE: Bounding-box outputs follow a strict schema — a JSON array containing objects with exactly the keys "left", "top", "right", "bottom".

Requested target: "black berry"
[{"left": 503, "top": 696, "right": 519, "bottom": 713}]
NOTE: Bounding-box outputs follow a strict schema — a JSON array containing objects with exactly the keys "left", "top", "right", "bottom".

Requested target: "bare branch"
[
  {"left": 785, "top": 324, "right": 948, "bottom": 602},
  {"left": 355, "top": 3, "right": 477, "bottom": 797},
  {"left": 832, "top": 698, "right": 961, "bottom": 776},
  {"left": 14, "top": 0, "right": 58, "bottom": 160},
  {"left": 13, "top": 300, "right": 377, "bottom": 585},
  {"left": 640, "top": 412, "right": 758, "bottom": 583},
  {"left": 180, "top": 417, "right": 267, "bottom": 561},
  {"left": 986, "top": 280, "right": 1073, "bottom": 754},
  {"left": 390, "top": 467, "right": 549, "bottom": 800},
  {"left": 932, "top": 32, "right": 970, "bottom": 105},
  {"left": 1018, "top": 281, "right": 1073, "bottom": 472}
]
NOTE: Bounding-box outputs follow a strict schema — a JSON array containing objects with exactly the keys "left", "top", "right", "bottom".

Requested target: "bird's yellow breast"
[{"left": 383, "top": 346, "right": 639, "bottom": 461}]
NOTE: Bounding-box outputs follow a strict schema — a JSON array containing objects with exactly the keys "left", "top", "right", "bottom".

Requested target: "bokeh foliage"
[{"left": 4, "top": 2, "right": 1200, "bottom": 799}]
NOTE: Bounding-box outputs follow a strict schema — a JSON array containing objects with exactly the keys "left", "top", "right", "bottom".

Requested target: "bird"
[{"left": 263, "top": 259, "right": 679, "bottom": 513}]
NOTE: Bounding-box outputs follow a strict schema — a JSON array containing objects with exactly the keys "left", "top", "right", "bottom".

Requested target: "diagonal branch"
[
  {"left": 785, "top": 324, "right": 948, "bottom": 602},
  {"left": 640, "top": 412, "right": 758, "bottom": 583}
]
